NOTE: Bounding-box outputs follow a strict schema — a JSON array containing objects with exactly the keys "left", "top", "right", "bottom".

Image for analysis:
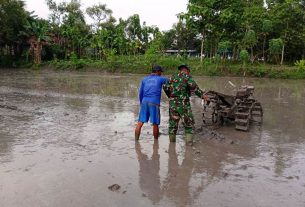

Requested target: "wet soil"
[{"left": 0, "top": 70, "right": 305, "bottom": 207}]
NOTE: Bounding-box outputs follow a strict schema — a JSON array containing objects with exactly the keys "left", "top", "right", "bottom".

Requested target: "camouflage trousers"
[{"left": 169, "top": 99, "right": 194, "bottom": 135}]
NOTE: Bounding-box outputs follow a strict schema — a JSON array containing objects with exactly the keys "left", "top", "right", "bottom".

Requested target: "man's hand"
[{"left": 202, "top": 94, "right": 209, "bottom": 101}]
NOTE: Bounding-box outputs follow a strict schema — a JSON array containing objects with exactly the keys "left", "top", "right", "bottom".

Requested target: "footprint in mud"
[
  {"left": 248, "top": 174, "right": 254, "bottom": 179},
  {"left": 262, "top": 166, "right": 271, "bottom": 171},
  {"left": 196, "top": 127, "right": 231, "bottom": 144},
  {"left": 0, "top": 104, "right": 18, "bottom": 110},
  {"left": 34, "top": 111, "right": 45, "bottom": 115},
  {"left": 108, "top": 184, "right": 121, "bottom": 192},
  {"left": 222, "top": 172, "right": 229, "bottom": 178},
  {"left": 239, "top": 165, "right": 248, "bottom": 170},
  {"left": 286, "top": 176, "right": 294, "bottom": 180}
]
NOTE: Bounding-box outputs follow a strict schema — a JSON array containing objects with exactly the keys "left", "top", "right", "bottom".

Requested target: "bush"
[
  {"left": 248, "top": 67, "right": 267, "bottom": 77},
  {"left": 295, "top": 59, "right": 305, "bottom": 71},
  {"left": 46, "top": 55, "right": 305, "bottom": 79},
  {"left": 240, "top": 50, "right": 249, "bottom": 63},
  {"left": 239, "top": 49, "right": 249, "bottom": 69}
]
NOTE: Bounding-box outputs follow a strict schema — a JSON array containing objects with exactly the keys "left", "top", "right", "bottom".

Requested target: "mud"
[
  {"left": 108, "top": 184, "right": 121, "bottom": 192},
  {"left": 0, "top": 70, "right": 305, "bottom": 207}
]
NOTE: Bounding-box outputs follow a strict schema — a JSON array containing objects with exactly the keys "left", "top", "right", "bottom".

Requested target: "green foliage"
[
  {"left": 269, "top": 38, "right": 283, "bottom": 55},
  {"left": 243, "top": 30, "right": 257, "bottom": 49},
  {"left": 184, "top": 0, "right": 305, "bottom": 63},
  {"left": 47, "top": 55, "right": 305, "bottom": 79},
  {"left": 1, "top": 0, "right": 305, "bottom": 73},
  {"left": 0, "top": 0, "right": 31, "bottom": 66},
  {"left": 52, "top": 52, "right": 87, "bottom": 70},
  {"left": 295, "top": 59, "right": 305, "bottom": 71},
  {"left": 145, "top": 33, "right": 164, "bottom": 60},
  {"left": 269, "top": 38, "right": 283, "bottom": 64},
  {"left": 239, "top": 50, "right": 249, "bottom": 62},
  {"left": 0, "top": 0, "right": 29, "bottom": 45},
  {"left": 86, "top": 3, "right": 112, "bottom": 30},
  {"left": 218, "top": 41, "right": 232, "bottom": 54},
  {"left": 239, "top": 49, "right": 249, "bottom": 69},
  {"left": 262, "top": 20, "right": 273, "bottom": 33}
]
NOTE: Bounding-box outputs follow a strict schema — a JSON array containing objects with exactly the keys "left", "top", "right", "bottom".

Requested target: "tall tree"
[
  {"left": 0, "top": 0, "right": 29, "bottom": 61},
  {"left": 86, "top": 3, "right": 112, "bottom": 31},
  {"left": 23, "top": 19, "right": 50, "bottom": 65},
  {"left": 267, "top": 0, "right": 305, "bottom": 64},
  {"left": 261, "top": 20, "right": 273, "bottom": 61}
]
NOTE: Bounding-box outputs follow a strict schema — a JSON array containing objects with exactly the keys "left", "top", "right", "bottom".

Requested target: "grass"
[{"left": 16, "top": 55, "right": 305, "bottom": 79}]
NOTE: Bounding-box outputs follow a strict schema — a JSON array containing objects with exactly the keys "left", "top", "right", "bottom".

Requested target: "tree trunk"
[
  {"left": 281, "top": 22, "right": 288, "bottom": 65},
  {"left": 200, "top": 38, "right": 204, "bottom": 62},
  {"left": 200, "top": 30, "right": 205, "bottom": 62},
  {"left": 33, "top": 42, "right": 42, "bottom": 65},
  {"left": 263, "top": 35, "right": 266, "bottom": 62},
  {"left": 280, "top": 44, "right": 285, "bottom": 65},
  {"left": 232, "top": 45, "right": 236, "bottom": 61}
]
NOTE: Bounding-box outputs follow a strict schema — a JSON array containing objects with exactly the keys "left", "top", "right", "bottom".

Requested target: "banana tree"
[{"left": 24, "top": 19, "right": 50, "bottom": 65}]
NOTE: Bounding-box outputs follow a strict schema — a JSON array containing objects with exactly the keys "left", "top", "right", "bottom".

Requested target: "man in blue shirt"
[{"left": 135, "top": 65, "right": 168, "bottom": 141}]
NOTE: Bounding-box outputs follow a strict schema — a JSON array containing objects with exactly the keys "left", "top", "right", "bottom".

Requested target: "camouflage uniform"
[{"left": 163, "top": 71, "right": 204, "bottom": 138}]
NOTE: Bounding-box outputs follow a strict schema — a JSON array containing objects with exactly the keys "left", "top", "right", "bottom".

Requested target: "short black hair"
[{"left": 152, "top": 64, "right": 164, "bottom": 72}]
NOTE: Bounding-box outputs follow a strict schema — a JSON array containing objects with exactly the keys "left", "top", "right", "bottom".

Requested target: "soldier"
[{"left": 163, "top": 65, "right": 208, "bottom": 146}]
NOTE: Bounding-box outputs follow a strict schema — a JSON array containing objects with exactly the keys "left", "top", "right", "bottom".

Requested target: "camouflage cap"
[{"left": 178, "top": 64, "right": 190, "bottom": 71}]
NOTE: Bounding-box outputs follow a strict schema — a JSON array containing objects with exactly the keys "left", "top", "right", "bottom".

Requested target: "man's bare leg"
[
  {"left": 135, "top": 122, "right": 144, "bottom": 141},
  {"left": 153, "top": 124, "right": 159, "bottom": 140}
]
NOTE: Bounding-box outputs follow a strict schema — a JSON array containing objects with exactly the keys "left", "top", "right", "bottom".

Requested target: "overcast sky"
[{"left": 24, "top": 0, "right": 188, "bottom": 31}]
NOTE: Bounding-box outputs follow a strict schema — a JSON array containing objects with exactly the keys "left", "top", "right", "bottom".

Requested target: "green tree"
[
  {"left": 86, "top": 3, "right": 112, "bottom": 31},
  {"left": 267, "top": 0, "right": 305, "bottom": 64},
  {"left": 242, "top": 30, "right": 257, "bottom": 62},
  {"left": 218, "top": 41, "right": 232, "bottom": 59},
  {"left": 261, "top": 19, "right": 273, "bottom": 61},
  {"left": 145, "top": 32, "right": 164, "bottom": 60},
  {"left": 113, "top": 18, "right": 128, "bottom": 55},
  {"left": 161, "top": 29, "right": 176, "bottom": 50},
  {"left": 182, "top": 0, "right": 221, "bottom": 61},
  {"left": 125, "top": 14, "right": 142, "bottom": 55},
  {"left": 174, "top": 19, "right": 198, "bottom": 52},
  {"left": 23, "top": 19, "right": 50, "bottom": 65},
  {"left": 59, "top": 0, "right": 89, "bottom": 58},
  {"left": 269, "top": 38, "right": 283, "bottom": 64},
  {"left": 0, "top": 0, "right": 30, "bottom": 64},
  {"left": 240, "top": 49, "right": 249, "bottom": 69}
]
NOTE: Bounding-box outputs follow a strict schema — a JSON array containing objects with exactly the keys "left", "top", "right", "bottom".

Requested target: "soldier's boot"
[
  {"left": 185, "top": 134, "right": 193, "bottom": 146},
  {"left": 169, "top": 134, "right": 176, "bottom": 142}
]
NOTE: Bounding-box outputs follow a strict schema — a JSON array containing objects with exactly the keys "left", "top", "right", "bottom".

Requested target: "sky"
[{"left": 24, "top": 0, "right": 188, "bottom": 31}]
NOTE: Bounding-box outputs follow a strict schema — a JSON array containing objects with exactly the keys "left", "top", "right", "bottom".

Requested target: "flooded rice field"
[{"left": 0, "top": 69, "right": 305, "bottom": 207}]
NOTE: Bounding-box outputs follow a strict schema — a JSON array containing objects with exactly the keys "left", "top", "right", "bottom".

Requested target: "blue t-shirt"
[{"left": 139, "top": 74, "right": 168, "bottom": 105}]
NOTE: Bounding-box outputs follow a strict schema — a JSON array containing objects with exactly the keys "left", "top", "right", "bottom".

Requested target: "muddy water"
[{"left": 0, "top": 70, "right": 305, "bottom": 207}]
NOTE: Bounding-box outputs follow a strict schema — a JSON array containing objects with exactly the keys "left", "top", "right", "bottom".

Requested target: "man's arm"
[
  {"left": 139, "top": 81, "right": 144, "bottom": 104},
  {"left": 162, "top": 77, "right": 168, "bottom": 85},
  {"left": 187, "top": 76, "right": 205, "bottom": 98},
  {"left": 163, "top": 78, "right": 171, "bottom": 98}
]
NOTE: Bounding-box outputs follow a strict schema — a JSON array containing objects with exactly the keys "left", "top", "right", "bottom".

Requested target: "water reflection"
[
  {"left": 135, "top": 141, "right": 196, "bottom": 206},
  {"left": 163, "top": 143, "right": 195, "bottom": 206},
  {"left": 135, "top": 141, "right": 162, "bottom": 204}
]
